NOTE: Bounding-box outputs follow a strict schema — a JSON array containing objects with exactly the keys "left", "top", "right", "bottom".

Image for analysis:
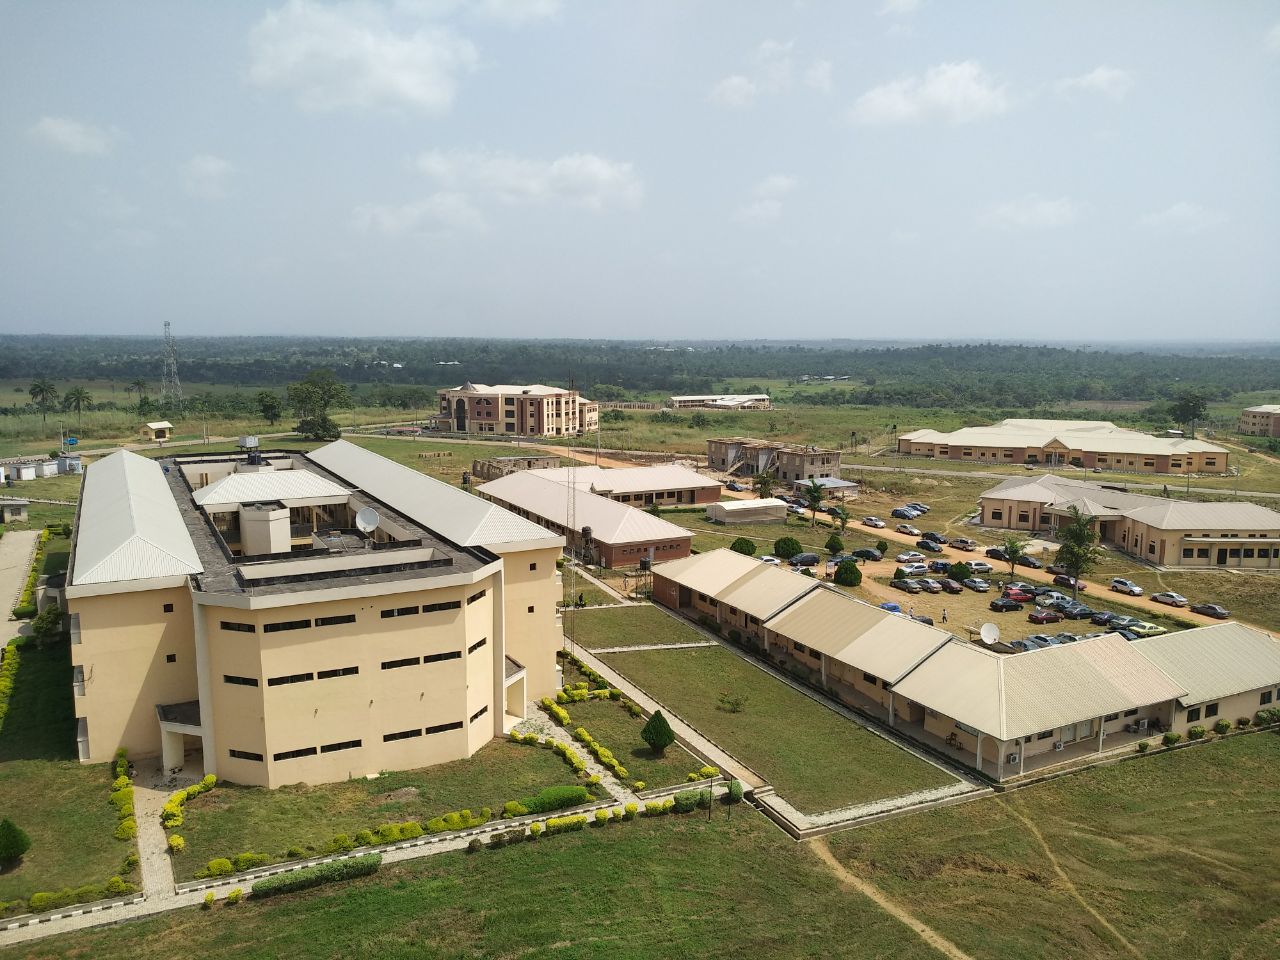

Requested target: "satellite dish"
[
  {"left": 979, "top": 622, "right": 1001, "bottom": 645},
  {"left": 355, "top": 507, "right": 381, "bottom": 534}
]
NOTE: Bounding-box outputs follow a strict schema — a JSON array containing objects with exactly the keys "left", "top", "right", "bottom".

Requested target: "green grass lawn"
[
  {"left": 568, "top": 606, "right": 715, "bottom": 651},
  {"left": 600, "top": 645, "right": 955, "bottom": 813},
  {"left": 12, "top": 810, "right": 939, "bottom": 960},
  {"left": 829, "top": 732, "right": 1280, "bottom": 960},
  {"left": 39, "top": 538, "right": 70, "bottom": 578},
  {"left": 0, "top": 641, "right": 129, "bottom": 903},
  {"left": 676, "top": 513, "right": 883, "bottom": 558},
  {"left": 172, "top": 739, "right": 583, "bottom": 879},
  {"left": 560, "top": 579, "right": 618, "bottom": 609}
]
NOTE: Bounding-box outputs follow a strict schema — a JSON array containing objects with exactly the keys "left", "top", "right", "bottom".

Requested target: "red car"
[
  {"left": 1003, "top": 588, "right": 1034, "bottom": 602},
  {"left": 1028, "top": 608, "right": 1065, "bottom": 624}
]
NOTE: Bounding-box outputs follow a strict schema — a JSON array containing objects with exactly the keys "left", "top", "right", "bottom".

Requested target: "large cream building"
[
  {"left": 436, "top": 383, "right": 599, "bottom": 437},
  {"left": 1239, "top": 404, "right": 1280, "bottom": 438},
  {"left": 65, "top": 440, "right": 565, "bottom": 788}
]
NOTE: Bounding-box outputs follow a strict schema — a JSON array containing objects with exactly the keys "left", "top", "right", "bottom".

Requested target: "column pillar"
[{"left": 975, "top": 731, "right": 983, "bottom": 775}]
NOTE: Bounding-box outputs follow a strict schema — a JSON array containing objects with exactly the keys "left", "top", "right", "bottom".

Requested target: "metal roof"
[
  {"left": 1243, "top": 405, "right": 1280, "bottom": 414},
  {"left": 891, "top": 634, "right": 1186, "bottom": 741},
  {"left": 526, "top": 464, "right": 720, "bottom": 495},
  {"left": 306, "top": 440, "right": 560, "bottom": 549},
  {"left": 192, "top": 470, "right": 350, "bottom": 507},
  {"left": 651, "top": 550, "right": 762, "bottom": 596},
  {"left": 145, "top": 421, "right": 174, "bottom": 430},
  {"left": 717, "top": 563, "right": 821, "bottom": 621},
  {"left": 903, "top": 419, "right": 1227, "bottom": 456},
  {"left": 72, "top": 450, "right": 204, "bottom": 585},
  {"left": 1119, "top": 500, "right": 1280, "bottom": 530},
  {"left": 712, "top": 497, "right": 788, "bottom": 512},
  {"left": 1131, "top": 622, "right": 1280, "bottom": 707},
  {"left": 476, "top": 472, "right": 693, "bottom": 546}
]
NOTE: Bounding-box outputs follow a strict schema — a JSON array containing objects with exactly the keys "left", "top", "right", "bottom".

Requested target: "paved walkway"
[
  {"left": 0, "top": 529, "right": 40, "bottom": 631},
  {"left": 513, "top": 711, "right": 640, "bottom": 806},
  {"left": 132, "top": 761, "right": 187, "bottom": 902},
  {"left": 588, "top": 641, "right": 719, "bottom": 654}
]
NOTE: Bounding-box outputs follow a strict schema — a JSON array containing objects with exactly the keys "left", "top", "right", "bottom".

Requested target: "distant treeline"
[{"left": 2, "top": 336, "right": 1278, "bottom": 410}]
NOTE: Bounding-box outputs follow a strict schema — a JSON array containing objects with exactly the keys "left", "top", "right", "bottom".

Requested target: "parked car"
[
  {"left": 824, "top": 506, "right": 846, "bottom": 516},
  {"left": 899, "top": 562, "right": 929, "bottom": 577},
  {"left": 1110, "top": 578, "right": 1143, "bottom": 596},
  {"left": 1115, "top": 630, "right": 1139, "bottom": 641},
  {"left": 851, "top": 548, "right": 883, "bottom": 561},
  {"left": 985, "top": 547, "right": 1009, "bottom": 561},
  {"left": 787, "top": 505, "right": 808, "bottom": 516},
  {"left": 879, "top": 601, "right": 902, "bottom": 613},
  {"left": 922, "top": 531, "right": 949, "bottom": 544},
  {"left": 1003, "top": 588, "right": 1034, "bottom": 603},
  {"left": 951, "top": 537, "right": 977, "bottom": 551},
  {"left": 1037, "top": 591, "right": 1071, "bottom": 606},
  {"left": 967, "top": 560, "right": 993, "bottom": 574},
  {"left": 989, "top": 597, "right": 1024, "bottom": 613},
  {"left": 916, "top": 539, "right": 944, "bottom": 553},
  {"left": 1089, "top": 610, "right": 1116, "bottom": 625},
  {"left": 939, "top": 578, "right": 963, "bottom": 594},
  {"left": 759, "top": 555, "right": 781, "bottom": 565},
  {"left": 927, "top": 560, "right": 953, "bottom": 574},
  {"left": 788, "top": 552, "right": 821, "bottom": 567},
  {"left": 1127, "top": 622, "right": 1168, "bottom": 638},
  {"left": 1061, "top": 604, "right": 1095, "bottom": 620},
  {"left": 1108, "top": 616, "right": 1143, "bottom": 631},
  {"left": 912, "top": 614, "right": 935, "bottom": 625},
  {"left": 916, "top": 578, "right": 943, "bottom": 594},
  {"left": 725, "top": 482, "right": 745, "bottom": 492},
  {"left": 827, "top": 555, "right": 854, "bottom": 567},
  {"left": 1031, "top": 585, "right": 1061, "bottom": 597},
  {"left": 962, "top": 577, "right": 990, "bottom": 592},
  {"left": 1005, "top": 582, "right": 1034, "bottom": 592},
  {"left": 905, "top": 502, "right": 931, "bottom": 513},
  {"left": 895, "top": 523, "right": 922, "bottom": 536},
  {"left": 896, "top": 551, "right": 926, "bottom": 563},
  {"left": 1052, "top": 633, "right": 1081, "bottom": 644},
  {"left": 1017, "top": 555, "right": 1044, "bottom": 569},
  {"left": 861, "top": 516, "right": 887, "bottom": 528},
  {"left": 1189, "top": 602, "right": 1230, "bottom": 619},
  {"left": 1151, "top": 591, "right": 1188, "bottom": 607},
  {"left": 890, "top": 507, "right": 920, "bottom": 520},
  {"left": 1007, "top": 639, "right": 1034, "bottom": 652},
  {"left": 1046, "top": 563, "right": 1067, "bottom": 576},
  {"left": 890, "top": 579, "right": 923, "bottom": 594},
  {"left": 1053, "top": 574, "right": 1087, "bottom": 592},
  {"left": 1029, "top": 608, "right": 1065, "bottom": 624}
]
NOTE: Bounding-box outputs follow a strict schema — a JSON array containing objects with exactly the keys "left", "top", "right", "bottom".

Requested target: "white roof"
[
  {"left": 1132, "top": 622, "right": 1280, "bottom": 706},
  {"left": 306, "top": 440, "right": 560, "bottom": 549},
  {"left": 652, "top": 550, "right": 761, "bottom": 595},
  {"left": 891, "top": 634, "right": 1186, "bottom": 741},
  {"left": 713, "top": 497, "right": 787, "bottom": 512},
  {"left": 145, "top": 421, "right": 174, "bottom": 430},
  {"left": 1243, "top": 404, "right": 1280, "bottom": 414},
  {"left": 72, "top": 451, "right": 203, "bottom": 585},
  {"left": 671, "top": 394, "right": 769, "bottom": 402},
  {"left": 717, "top": 563, "right": 820, "bottom": 621},
  {"left": 902, "top": 419, "right": 1227, "bottom": 456},
  {"left": 1120, "top": 500, "right": 1280, "bottom": 530},
  {"left": 477, "top": 472, "right": 692, "bottom": 546},
  {"left": 447, "top": 383, "right": 575, "bottom": 397},
  {"left": 192, "top": 470, "right": 350, "bottom": 508},
  {"left": 526, "top": 464, "right": 720, "bottom": 496}
]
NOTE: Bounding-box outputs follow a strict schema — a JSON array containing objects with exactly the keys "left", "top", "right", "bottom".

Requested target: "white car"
[
  {"left": 1151, "top": 591, "right": 1188, "bottom": 607},
  {"left": 862, "top": 516, "right": 887, "bottom": 528},
  {"left": 895, "top": 524, "right": 921, "bottom": 536},
  {"left": 899, "top": 562, "right": 929, "bottom": 577},
  {"left": 759, "top": 555, "right": 782, "bottom": 565},
  {"left": 1110, "top": 578, "right": 1143, "bottom": 596},
  {"left": 787, "top": 505, "right": 807, "bottom": 516},
  {"left": 896, "top": 551, "right": 926, "bottom": 563},
  {"left": 967, "top": 560, "right": 993, "bottom": 574}
]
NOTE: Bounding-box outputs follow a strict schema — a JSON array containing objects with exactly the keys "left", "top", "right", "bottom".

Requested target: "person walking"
[{"left": 941, "top": 608, "right": 949, "bottom": 623}]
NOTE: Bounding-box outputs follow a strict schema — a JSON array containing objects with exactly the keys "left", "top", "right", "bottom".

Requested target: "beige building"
[
  {"left": 669, "top": 394, "right": 771, "bottom": 410},
  {"left": 979, "top": 474, "right": 1280, "bottom": 569},
  {"left": 436, "top": 383, "right": 598, "bottom": 437},
  {"left": 706, "top": 438, "right": 841, "bottom": 484},
  {"left": 140, "top": 421, "right": 174, "bottom": 442},
  {"left": 66, "top": 440, "right": 565, "bottom": 788},
  {"left": 704, "top": 498, "right": 787, "bottom": 524},
  {"left": 470, "top": 455, "right": 561, "bottom": 483},
  {"left": 520, "top": 464, "right": 721, "bottom": 507},
  {"left": 898, "top": 419, "right": 1229, "bottom": 475},
  {"left": 1239, "top": 404, "right": 1280, "bottom": 438}
]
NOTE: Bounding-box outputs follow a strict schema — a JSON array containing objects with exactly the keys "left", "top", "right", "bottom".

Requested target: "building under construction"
[{"left": 705, "top": 438, "right": 841, "bottom": 484}]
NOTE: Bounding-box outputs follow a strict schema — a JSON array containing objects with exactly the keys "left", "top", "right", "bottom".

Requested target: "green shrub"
[
  {"left": 528, "top": 821, "right": 543, "bottom": 838},
  {"left": 354, "top": 830, "right": 375, "bottom": 847},
  {"left": 1237, "top": 716, "right": 1251, "bottom": 729},
  {"left": 503, "top": 800, "right": 530, "bottom": 818},
  {"left": 286, "top": 846, "right": 306, "bottom": 859},
  {"left": 467, "top": 838, "right": 483, "bottom": 853},
  {"left": 1256, "top": 707, "right": 1280, "bottom": 726},
  {"left": 1187, "top": 725, "right": 1206, "bottom": 741},
  {"left": 374, "top": 823, "right": 402, "bottom": 843},
  {"left": 321, "top": 834, "right": 356, "bottom": 854},
  {"left": 112, "top": 748, "right": 129, "bottom": 780},
  {"left": 111, "top": 775, "right": 131, "bottom": 792},
  {"left": 114, "top": 818, "right": 136, "bottom": 841},
  {"left": 251, "top": 854, "right": 381, "bottom": 898},
  {"left": 825, "top": 533, "right": 844, "bottom": 555},
  {"left": 632, "top": 780, "right": 646, "bottom": 791},
  {"left": 206, "top": 858, "right": 235, "bottom": 877},
  {"left": 202, "top": 892, "right": 214, "bottom": 910},
  {"left": 121, "top": 852, "right": 139, "bottom": 874},
  {"left": 641, "top": 710, "right": 676, "bottom": 755},
  {"left": 167, "top": 834, "right": 186, "bottom": 855},
  {"left": 594, "top": 809, "right": 610, "bottom": 826},
  {"left": 544, "top": 815, "right": 587, "bottom": 835},
  {"left": 226, "top": 888, "right": 244, "bottom": 905},
  {"left": 10, "top": 603, "right": 36, "bottom": 620},
  {"left": 698, "top": 789, "right": 713, "bottom": 809},
  {"left": 773, "top": 536, "right": 803, "bottom": 560},
  {"left": 401, "top": 821, "right": 423, "bottom": 840},
  {"left": 1136, "top": 741, "right": 1149, "bottom": 753},
  {"left": 232, "top": 852, "right": 271, "bottom": 872},
  {"left": 834, "top": 560, "right": 862, "bottom": 587},
  {"left": 643, "top": 801, "right": 666, "bottom": 818},
  {"left": 0, "top": 818, "right": 32, "bottom": 865},
  {"left": 729, "top": 537, "right": 756, "bottom": 556},
  {"left": 540, "top": 697, "right": 572, "bottom": 725},
  {"left": 1213, "top": 718, "right": 1231, "bottom": 735},
  {"left": 673, "top": 790, "right": 700, "bottom": 814},
  {"left": 1162, "top": 731, "right": 1182, "bottom": 747},
  {"left": 425, "top": 808, "right": 490, "bottom": 835},
  {"left": 512, "top": 785, "right": 591, "bottom": 815},
  {"left": 726, "top": 780, "right": 745, "bottom": 804},
  {"left": 623, "top": 803, "right": 638, "bottom": 820}
]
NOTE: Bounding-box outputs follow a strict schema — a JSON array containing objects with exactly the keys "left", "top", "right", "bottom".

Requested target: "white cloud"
[
  {"left": 248, "top": 0, "right": 478, "bottom": 114},
  {"left": 182, "top": 154, "right": 234, "bottom": 199},
  {"left": 1141, "top": 202, "right": 1226, "bottom": 235},
  {"left": 29, "top": 116, "right": 117, "bottom": 155},
  {"left": 353, "top": 192, "right": 487, "bottom": 235},
  {"left": 804, "top": 59, "right": 833, "bottom": 94},
  {"left": 472, "top": 0, "right": 560, "bottom": 25},
  {"left": 851, "top": 61, "right": 1009, "bottom": 124},
  {"left": 709, "top": 74, "right": 757, "bottom": 109},
  {"left": 736, "top": 174, "right": 797, "bottom": 223},
  {"left": 879, "top": 0, "right": 920, "bottom": 14},
  {"left": 417, "top": 149, "right": 643, "bottom": 211},
  {"left": 1055, "top": 66, "right": 1134, "bottom": 101},
  {"left": 1267, "top": 22, "right": 1280, "bottom": 53},
  {"left": 754, "top": 39, "right": 794, "bottom": 93},
  {"left": 980, "top": 195, "right": 1080, "bottom": 230}
]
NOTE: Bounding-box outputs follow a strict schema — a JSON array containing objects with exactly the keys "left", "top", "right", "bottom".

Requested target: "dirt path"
[
  {"left": 807, "top": 838, "right": 976, "bottom": 960},
  {"left": 996, "top": 797, "right": 1144, "bottom": 959}
]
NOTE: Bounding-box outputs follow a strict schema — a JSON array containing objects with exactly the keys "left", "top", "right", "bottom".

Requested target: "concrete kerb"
[{"left": 3, "top": 894, "right": 146, "bottom": 930}]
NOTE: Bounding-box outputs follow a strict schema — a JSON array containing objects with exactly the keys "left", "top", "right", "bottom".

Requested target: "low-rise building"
[
  {"left": 1239, "top": 404, "right": 1280, "bottom": 437},
  {"left": 0, "top": 499, "right": 29, "bottom": 523},
  {"left": 979, "top": 474, "right": 1280, "bottom": 569},
  {"left": 705, "top": 498, "right": 787, "bottom": 524},
  {"left": 4, "top": 462, "right": 37, "bottom": 482},
  {"left": 471, "top": 456, "right": 562, "bottom": 483},
  {"left": 706, "top": 438, "right": 841, "bottom": 484},
  {"left": 141, "top": 421, "right": 174, "bottom": 442},
  {"left": 898, "top": 418, "right": 1229, "bottom": 475},
  {"left": 669, "top": 394, "right": 771, "bottom": 410},
  {"left": 522, "top": 464, "right": 721, "bottom": 507},
  {"left": 436, "top": 383, "right": 598, "bottom": 437}
]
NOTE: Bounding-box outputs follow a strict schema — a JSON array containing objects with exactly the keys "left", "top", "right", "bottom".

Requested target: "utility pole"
[{"left": 160, "top": 320, "right": 184, "bottom": 412}]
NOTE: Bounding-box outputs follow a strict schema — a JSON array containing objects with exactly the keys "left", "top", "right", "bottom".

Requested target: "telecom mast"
[
  {"left": 563, "top": 377, "right": 578, "bottom": 652},
  {"left": 161, "top": 321, "right": 184, "bottom": 410}
]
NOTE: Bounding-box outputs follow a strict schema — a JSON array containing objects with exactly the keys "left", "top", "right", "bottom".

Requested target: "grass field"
[
  {"left": 600, "top": 643, "right": 955, "bottom": 813},
  {"left": 171, "top": 738, "right": 584, "bottom": 879},
  {"left": 568, "top": 605, "right": 720, "bottom": 651},
  {"left": 558, "top": 694, "right": 701, "bottom": 789},
  {"left": 561, "top": 579, "right": 618, "bottom": 608},
  {"left": 0, "top": 641, "right": 128, "bottom": 903},
  {"left": 830, "top": 732, "right": 1280, "bottom": 960}
]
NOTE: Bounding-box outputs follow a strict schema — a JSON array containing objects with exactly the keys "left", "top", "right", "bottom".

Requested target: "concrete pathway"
[
  {"left": 512, "top": 711, "right": 640, "bottom": 806},
  {"left": 132, "top": 763, "right": 183, "bottom": 902},
  {"left": 587, "top": 641, "right": 719, "bottom": 654},
  {"left": 0, "top": 529, "right": 40, "bottom": 631}
]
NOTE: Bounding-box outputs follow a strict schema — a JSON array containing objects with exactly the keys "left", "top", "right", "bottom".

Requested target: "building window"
[
  {"left": 163, "top": 603, "right": 174, "bottom": 613},
  {"left": 229, "top": 749, "right": 263, "bottom": 762},
  {"left": 467, "top": 589, "right": 487, "bottom": 605},
  {"left": 1036, "top": 731, "right": 1054, "bottom": 740},
  {"left": 1104, "top": 713, "right": 1119, "bottom": 722},
  {"left": 423, "top": 601, "right": 462, "bottom": 614},
  {"left": 165, "top": 653, "right": 176, "bottom": 664},
  {"left": 425, "top": 650, "right": 462, "bottom": 664},
  {"left": 1018, "top": 512, "right": 1029, "bottom": 523},
  {"left": 1182, "top": 548, "right": 1194, "bottom": 559},
  {"left": 224, "top": 675, "right": 259, "bottom": 687},
  {"left": 267, "top": 672, "right": 314, "bottom": 687},
  {"left": 320, "top": 739, "right": 361, "bottom": 753},
  {"left": 381, "top": 606, "right": 419, "bottom": 619},
  {"left": 264, "top": 619, "right": 311, "bottom": 633},
  {"left": 425, "top": 721, "right": 464, "bottom": 735},
  {"left": 272, "top": 746, "right": 318, "bottom": 762},
  {"left": 991, "top": 509, "right": 1003, "bottom": 521},
  {"left": 470, "top": 705, "right": 489, "bottom": 723},
  {"left": 794, "top": 642, "right": 807, "bottom": 653},
  {"left": 316, "top": 614, "right": 357, "bottom": 627},
  {"left": 1262, "top": 691, "right": 1274, "bottom": 706},
  {"left": 317, "top": 666, "right": 358, "bottom": 679},
  {"left": 527, "top": 606, "right": 535, "bottom": 613},
  {"left": 381, "top": 657, "right": 420, "bottom": 670},
  {"left": 468, "top": 637, "right": 488, "bottom": 654},
  {"left": 1123, "top": 709, "right": 1139, "bottom": 717},
  {"left": 862, "top": 672, "right": 877, "bottom": 685},
  {"left": 220, "top": 621, "right": 256, "bottom": 633},
  {"left": 384, "top": 729, "right": 421, "bottom": 742},
  {"left": 1186, "top": 707, "right": 1201, "bottom": 722},
  {"left": 1197, "top": 548, "right": 1209, "bottom": 558},
  {"left": 529, "top": 562, "right": 537, "bottom": 571},
  {"left": 1148, "top": 543, "right": 1156, "bottom": 555},
  {"left": 1243, "top": 548, "right": 1255, "bottom": 559},
  {"left": 1204, "top": 703, "right": 1218, "bottom": 718}
]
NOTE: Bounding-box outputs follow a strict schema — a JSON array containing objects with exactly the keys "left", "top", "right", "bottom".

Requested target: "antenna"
[
  {"left": 979, "top": 622, "right": 1001, "bottom": 645},
  {"left": 160, "top": 320, "right": 184, "bottom": 412},
  {"left": 355, "top": 506, "right": 381, "bottom": 535}
]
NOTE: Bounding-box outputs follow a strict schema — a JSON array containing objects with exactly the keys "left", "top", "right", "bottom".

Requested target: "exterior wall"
[
  {"left": 70, "top": 586, "right": 198, "bottom": 763},
  {"left": 651, "top": 573, "right": 681, "bottom": 613},
  {"left": 1169, "top": 687, "right": 1280, "bottom": 735},
  {"left": 471, "top": 456, "right": 560, "bottom": 482},
  {"left": 437, "top": 388, "right": 593, "bottom": 437},
  {"left": 490, "top": 544, "right": 563, "bottom": 701},
  {"left": 1110, "top": 518, "right": 1280, "bottom": 569},
  {"left": 978, "top": 496, "right": 1054, "bottom": 531},
  {"left": 902, "top": 438, "right": 1228, "bottom": 474},
  {"left": 597, "top": 536, "right": 691, "bottom": 568},
  {"left": 608, "top": 485, "right": 720, "bottom": 507},
  {"left": 1238, "top": 409, "right": 1280, "bottom": 437}
]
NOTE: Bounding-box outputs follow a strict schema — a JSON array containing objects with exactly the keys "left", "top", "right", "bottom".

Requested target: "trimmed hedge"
[
  {"left": 251, "top": 853, "right": 382, "bottom": 899},
  {"left": 11, "top": 529, "right": 50, "bottom": 619},
  {"left": 540, "top": 697, "right": 571, "bottom": 725},
  {"left": 544, "top": 815, "right": 588, "bottom": 835},
  {"left": 507, "top": 785, "right": 591, "bottom": 817},
  {"left": 161, "top": 773, "right": 217, "bottom": 828},
  {"left": 425, "top": 808, "right": 490, "bottom": 834},
  {"left": 0, "top": 638, "right": 26, "bottom": 732},
  {"left": 27, "top": 876, "right": 135, "bottom": 913}
]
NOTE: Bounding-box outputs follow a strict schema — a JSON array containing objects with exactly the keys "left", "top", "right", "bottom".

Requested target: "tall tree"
[
  {"left": 1054, "top": 506, "right": 1101, "bottom": 600},
  {"left": 289, "top": 369, "right": 352, "bottom": 441},
  {"left": 831, "top": 506, "right": 849, "bottom": 533},
  {"left": 256, "top": 390, "right": 283, "bottom": 426},
  {"left": 640, "top": 711, "right": 675, "bottom": 755},
  {"left": 28, "top": 378, "right": 59, "bottom": 429},
  {"left": 0, "top": 818, "right": 31, "bottom": 865},
  {"left": 129, "top": 378, "right": 149, "bottom": 414},
  {"left": 1169, "top": 389, "right": 1208, "bottom": 439},
  {"left": 803, "top": 479, "right": 825, "bottom": 527},
  {"left": 1000, "top": 533, "right": 1028, "bottom": 577},
  {"left": 752, "top": 471, "right": 776, "bottom": 500},
  {"left": 61, "top": 386, "right": 92, "bottom": 429}
]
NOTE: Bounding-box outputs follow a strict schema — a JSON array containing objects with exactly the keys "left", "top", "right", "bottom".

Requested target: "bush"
[
  {"left": 727, "top": 628, "right": 742, "bottom": 644},
  {"left": 121, "top": 852, "right": 139, "bottom": 874},
  {"left": 718, "top": 691, "right": 748, "bottom": 713},
  {"left": 1237, "top": 716, "right": 1252, "bottom": 729},
  {"left": 632, "top": 781, "right": 646, "bottom": 791},
  {"left": 355, "top": 829, "right": 375, "bottom": 847},
  {"left": 202, "top": 892, "right": 215, "bottom": 910},
  {"left": 10, "top": 603, "right": 36, "bottom": 620},
  {"left": 114, "top": 818, "right": 136, "bottom": 841},
  {"left": 594, "top": 809, "right": 610, "bottom": 826},
  {"left": 834, "top": 560, "right": 861, "bottom": 587},
  {"left": 876, "top": 540, "right": 889, "bottom": 555},
  {"left": 1256, "top": 707, "right": 1280, "bottom": 726},
  {"left": 206, "top": 858, "right": 235, "bottom": 877},
  {"left": 1187, "top": 725, "right": 1207, "bottom": 741},
  {"left": 641, "top": 710, "right": 676, "bottom": 754},
  {"left": 232, "top": 852, "right": 271, "bottom": 872},
  {"left": 425, "top": 808, "right": 490, "bottom": 834},
  {"left": 726, "top": 780, "right": 744, "bottom": 804},
  {"left": 528, "top": 821, "right": 543, "bottom": 839},
  {"left": 512, "top": 785, "right": 591, "bottom": 815},
  {"left": 1162, "top": 732, "right": 1182, "bottom": 747},
  {"left": 544, "top": 815, "right": 588, "bottom": 835},
  {"left": 539, "top": 697, "right": 571, "bottom": 726},
  {"left": 825, "top": 533, "right": 844, "bottom": 555},
  {"left": 112, "top": 748, "right": 129, "bottom": 780},
  {"left": 167, "top": 834, "right": 186, "bottom": 855},
  {"left": 729, "top": 537, "right": 756, "bottom": 556},
  {"left": 467, "top": 838, "right": 483, "bottom": 853},
  {"left": 673, "top": 790, "right": 700, "bottom": 814},
  {"left": 623, "top": 803, "right": 639, "bottom": 820},
  {"left": 949, "top": 562, "right": 973, "bottom": 582},
  {"left": 226, "top": 888, "right": 244, "bottom": 905},
  {"left": 1213, "top": 718, "right": 1231, "bottom": 735},
  {"left": 251, "top": 854, "right": 381, "bottom": 898},
  {"left": 773, "top": 536, "right": 803, "bottom": 560},
  {"left": 111, "top": 775, "right": 130, "bottom": 792},
  {"left": 626, "top": 702, "right": 643, "bottom": 718},
  {"left": 1136, "top": 741, "right": 1149, "bottom": 753},
  {"left": 286, "top": 846, "right": 306, "bottom": 859},
  {"left": 0, "top": 819, "right": 31, "bottom": 864},
  {"left": 487, "top": 828, "right": 525, "bottom": 849},
  {"left": 698, "top": 789, "right": 713, "bottom": 809}
]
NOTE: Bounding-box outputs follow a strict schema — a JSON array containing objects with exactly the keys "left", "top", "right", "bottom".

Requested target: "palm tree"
[
  {"left": 62, "top": 387, "right": 92, "bottom": 429},
  {"left": 130, "top": 378, "right": 149, "bottom": 413},
  {"left": 28, "top": 379, "right": 59, "bottom": 430},
  {"left": 832, "top": 505, "right": 849, "bottom": 533},
  {"left": 804, "top": 479, "right": 825, "bottom": 527},
  {"left": 752, "top": 471, "right": 777, "bottom": 499},
  {"left": 1001, "top": 534, "right": 1028, "bottom": 577}
]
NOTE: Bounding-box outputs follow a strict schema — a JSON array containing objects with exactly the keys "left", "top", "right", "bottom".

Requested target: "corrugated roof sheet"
[
  {"left": 717, "top": 564, "right": 820, "bottom": 621},
  {"left": 651, "top": 550, "right": 762, "bottom": 597},
  {"left": 905, "top": 420, "right": 1227, "bottom": 456},
  {"left": 192, "top": 470, "right": 350, "bottom": 507},
  {"left": 72, "top": 450, "right": 203, "bottom": 585},
  {"left": 527, "top": 464, "right": 720, "bottom": 495},
  {"left": 306, "top": 440, "right": 560, "bottom": 548},
  {"left": 713, "top": 497, "right": 788, "bottom": 512},
  {"left": 1131, "top": 622, "right": 1280, "bottom": 706}
]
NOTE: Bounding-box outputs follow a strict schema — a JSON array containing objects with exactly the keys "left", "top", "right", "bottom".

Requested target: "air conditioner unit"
[
  {"left": 1137, "top": 718, "right": 1149, "bottom": 731},
  {"left": 1006, "top": 753, "right": 1020, "bottom": 765},
  {"left": 1053, "top": 741, "right": 1065, "bottom": 751}
]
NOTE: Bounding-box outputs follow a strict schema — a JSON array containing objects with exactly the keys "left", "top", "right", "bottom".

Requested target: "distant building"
[
  {"left": 57, "top": 453, "right": 83, "bottom": 475},
  {"left": 4, "top": 462, "right": 37, "bottom": 482},
  {"left": 668, "top": 394, "right": 771, "bottom": 410},
  {"left": 0, "top": 499, "right": 29, "bottom": 523},
  {"left": 141, "top": 420, "right": 174, "bottom": 442},
  {"left": 521, "top": 464, "right": 721, "bottom": 507},
  {"left": 471, "top": 455, "right": 562, "bottom": 483},
  {"left": 898, "top": 418, "right": 1228, "bottom": 475},
  {"left": 435, "top": 383, "right": 598, "bottom": 437},
  {"left": 1239, "top": 404, "right": 1280, "bottom": 438},
  {"left": 705, "top": 498, "right": 787, "bottom": 524},
  {"left": 706, "top": 438, "right": 841, "bottom": 483}
]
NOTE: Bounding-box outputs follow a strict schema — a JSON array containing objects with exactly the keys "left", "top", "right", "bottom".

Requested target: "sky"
[{"left": 2, "top": 0, "right": 1278, "bottom": 340}]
